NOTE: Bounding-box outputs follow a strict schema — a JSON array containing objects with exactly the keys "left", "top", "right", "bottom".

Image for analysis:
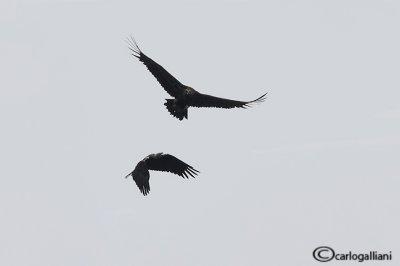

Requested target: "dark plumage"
[
  {"left": 127, "top": 37, "right": 267, "bottom": 120},
  {"left": 125, "top": 153, "right": 199, "bottom": 196}
]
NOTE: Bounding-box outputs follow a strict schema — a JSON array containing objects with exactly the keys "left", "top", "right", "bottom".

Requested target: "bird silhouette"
[
  {"left": 127, "top": 37, "right": 267, "bottom": 120},
  {"left": 125, "top": 153, "right": 199, "bottom": 196}
]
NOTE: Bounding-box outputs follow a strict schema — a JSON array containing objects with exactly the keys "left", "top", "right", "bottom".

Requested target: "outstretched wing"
[
  {"left": 145, "top": 153, "right": 199, "bottom": 179},
  {"left": 127, "top": 37, "right": 185, "bottom": 98},
  {"left": 189, "top": 92, "right": 267, "bottom": 109}
]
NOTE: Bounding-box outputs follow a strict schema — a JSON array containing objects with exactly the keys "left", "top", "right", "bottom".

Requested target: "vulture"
[
  {"left": 127, "top": 37, "right": 267, "bottom": 120},
  {"left": 125, "top": 153, "right": 199, "bottom": 196}
]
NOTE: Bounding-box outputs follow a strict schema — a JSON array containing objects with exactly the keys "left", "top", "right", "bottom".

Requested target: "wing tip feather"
[
  {"left": 126, "top": 35, "right": 142, "bottom": 58},
  {"left": 244, "top": 91, "right": 268, "bottom": 107},
  {"left": 185, "top": 165, "right": 199, "bottom": 178}
]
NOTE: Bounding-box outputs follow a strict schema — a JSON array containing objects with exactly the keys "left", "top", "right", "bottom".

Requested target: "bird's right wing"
[
  {"left": 189, "top": 92, "right": 267, "bottom": 109},
  {"left": 146, "top": 153, "right": 199, "bottom": 178},
  {"left": 127, "top": 37, "right": 185, "bottom": 98}
]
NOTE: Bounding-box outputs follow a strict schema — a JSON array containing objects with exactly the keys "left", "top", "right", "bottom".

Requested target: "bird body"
[
  {"left": 125, "top": 153, "right": 199, "bottom": 196},
  {"left": 127, "top": 37, "right": 267, "bottom": 120}
]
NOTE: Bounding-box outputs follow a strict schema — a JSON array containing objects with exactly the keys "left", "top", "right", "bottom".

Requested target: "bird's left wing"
[
  {"left": 133, "top": 174, "right": 150, "bottom": 196},
  {"left": 125, "top": 165, "right": 151, "bottom": 196},
  {"left": 127, "top": 37, "right": 185, "bottom": 98},
  {"left": 146, "top": 153, "right": 199, "bottom": 178},
  {"left": 189, "top": 92, "right": 267, "bottom": 109}
]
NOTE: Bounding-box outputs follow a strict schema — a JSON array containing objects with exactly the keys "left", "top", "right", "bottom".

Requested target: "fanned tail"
[{"left": 164, "top": 99, "right": 188, "bottom": 120}]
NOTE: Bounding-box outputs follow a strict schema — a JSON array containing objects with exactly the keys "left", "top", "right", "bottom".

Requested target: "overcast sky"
[{"left": 0, "top": 0, "right": 399, "bottom": 265}]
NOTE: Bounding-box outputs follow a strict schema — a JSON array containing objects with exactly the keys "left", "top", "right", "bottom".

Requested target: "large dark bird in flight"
[
  {"left": 125, "top": 153, "right": 199, "bottom": 196},
  {"left": 127, "top": 37, "right": 267, "bottom": 120}
]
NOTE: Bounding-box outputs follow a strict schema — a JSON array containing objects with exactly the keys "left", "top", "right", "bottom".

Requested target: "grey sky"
[{"left": 1, "top": 0, "right": 399, "bottom": 265}]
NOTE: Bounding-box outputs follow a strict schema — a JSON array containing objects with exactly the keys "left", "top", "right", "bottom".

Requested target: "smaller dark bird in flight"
[
  {"left": 125, "top": 153, "right": 199, "bottom": 196},
  {"left": 127, "top": 37, "right": 267, "bottom": 120}
]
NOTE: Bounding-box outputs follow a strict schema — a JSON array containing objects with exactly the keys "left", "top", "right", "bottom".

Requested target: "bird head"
[{"left": 125, "top": 161, "right": 146, "bottom": 179}]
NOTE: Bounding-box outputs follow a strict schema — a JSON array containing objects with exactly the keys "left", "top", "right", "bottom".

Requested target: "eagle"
[
  {"left": 125, "top": 153, "right": 199, "bottom": 196},
  {"left": 127, "top": 37, "right": 267, "bottom": 120}
]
